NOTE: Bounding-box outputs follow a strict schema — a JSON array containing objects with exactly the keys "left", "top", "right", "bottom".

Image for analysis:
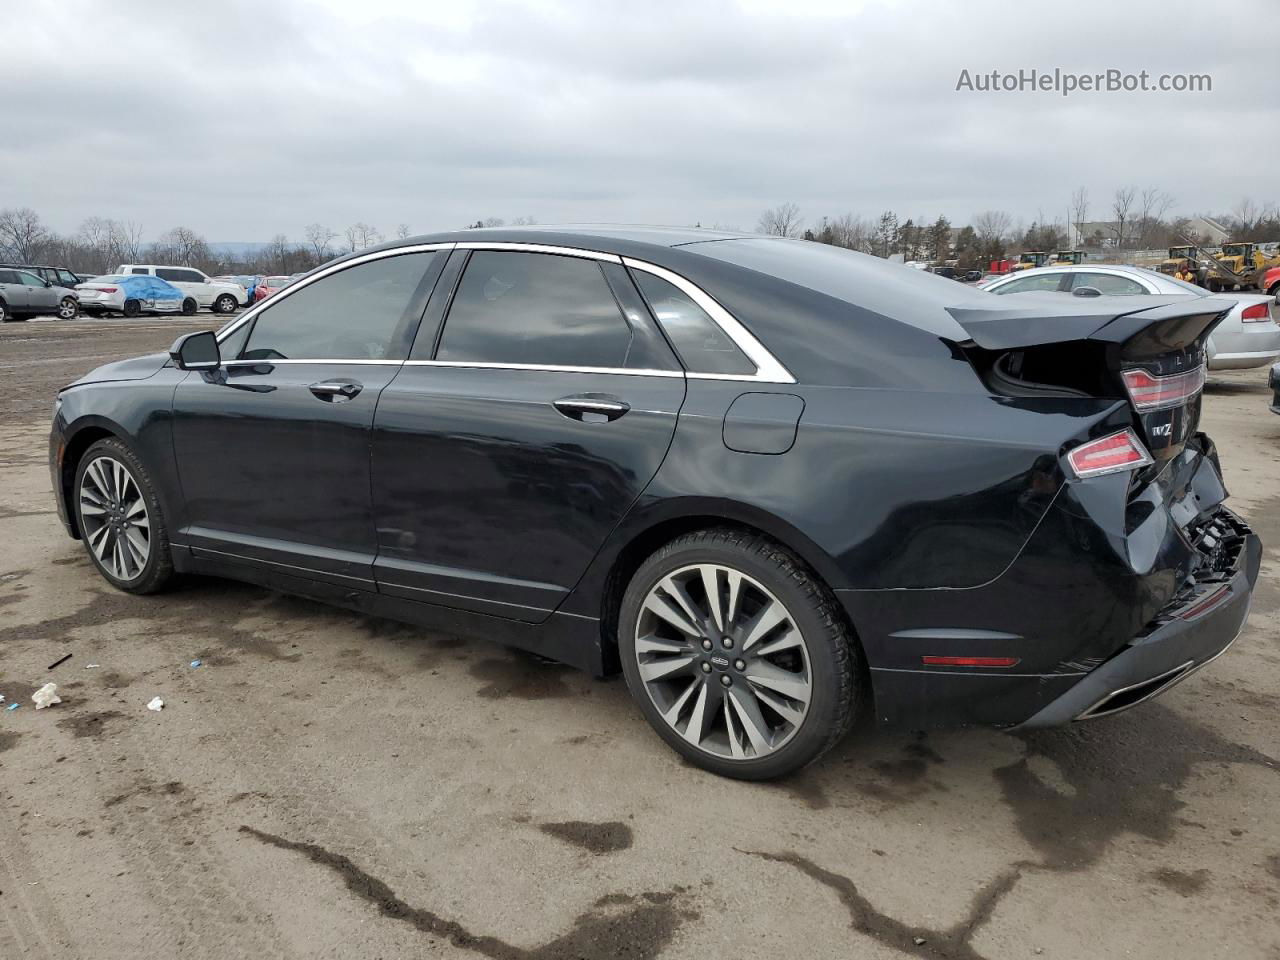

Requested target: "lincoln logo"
[{"left": 711, "top": 655, "right": 730, "bottom": 668}]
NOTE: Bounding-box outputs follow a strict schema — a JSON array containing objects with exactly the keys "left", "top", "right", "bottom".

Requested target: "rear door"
[
  {"left": 0, "top": 270, "right": 30, "bottom": 311},
  {"left": 170, "top": 249, "right": 445, "bottom": 588},
  {"left": 157, "top": 267, "right": 210, "bottom": 305},
  {"left": 370, "top": 247, "right": 686, "bottom": 621}
]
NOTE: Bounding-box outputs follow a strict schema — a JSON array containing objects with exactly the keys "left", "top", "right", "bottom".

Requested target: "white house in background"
[
  {"left": 1072, "top": 215, "right": 1232, "bottom": 250},
  {"left": 1180, "top": 216, "right": 1230, "bottom": 246}
]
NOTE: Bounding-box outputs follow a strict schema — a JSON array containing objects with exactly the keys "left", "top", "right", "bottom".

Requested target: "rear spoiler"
[{"left": 946, "top": 294, "right": 1236, "bottom": 351}]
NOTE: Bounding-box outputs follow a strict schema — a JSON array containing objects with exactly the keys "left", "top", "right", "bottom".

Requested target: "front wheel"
[
  {"left": 57, "top": 297, "right": 78, "bottom": 320},
  {"left": 618, "top": 527, "right": 859, "bottom": 780},
  {"left": 73, "top": 438, "right": 174, "bottom": 594},
  {"left": 213, "top": 294, "right": 237, "bottom": 314},
  {"left": 0, "top": 299, "right": 8, "bottom": 322}
]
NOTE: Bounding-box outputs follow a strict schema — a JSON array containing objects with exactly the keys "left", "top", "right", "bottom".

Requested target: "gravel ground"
[{"left": 1, "top": 317, "right": 1278, "bottom": 960}]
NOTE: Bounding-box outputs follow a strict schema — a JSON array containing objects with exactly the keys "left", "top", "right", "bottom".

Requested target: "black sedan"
[{"left": 49, "top": 227, "right": 1261, "bottom": 779}]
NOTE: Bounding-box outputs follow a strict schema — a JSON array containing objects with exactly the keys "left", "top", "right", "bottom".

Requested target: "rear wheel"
[
  {"left": 618, "top": 527, "right": 859, "bottom": 780},
  {"left": 122, "top": 298, "right": 141, "bottom": 317},
  {"left": 0, "top": 299, "right": 8, "bottom": 322},
  {"left": 57, "top": 297, "right": 78, "bottom": 320},
  {"left": 213, "top": 294, "right": 237, "bottom": 314},
  {"left": 73, "top": 438, "right": 174, "bottom": 594},
  {"left": 181, "top": 298, "right": 197, "bottom": 316}
]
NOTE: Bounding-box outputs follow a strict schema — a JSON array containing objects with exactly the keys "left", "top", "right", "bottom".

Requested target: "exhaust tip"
[{"left": 1075, "top": 661, "right": 1195, "bottom": 721}]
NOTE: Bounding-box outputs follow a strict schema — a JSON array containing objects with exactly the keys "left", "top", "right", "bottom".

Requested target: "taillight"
[
  {"left": 1066, "top": 429, "right": 1153, "bottom": 478},
  {"left": 1241, "top": 302, "right": 1271, "bottom": 322},
  {"left": 1121, "top": 365, "right": 1205, "bottom": 412},
  {"left": 87, "top": 285, "right": 118, "bottom": 293}
]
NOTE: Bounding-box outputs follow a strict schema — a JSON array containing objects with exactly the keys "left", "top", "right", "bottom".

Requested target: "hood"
[{"left": 64, "top": 352, "right": 169, "bottom": 390}]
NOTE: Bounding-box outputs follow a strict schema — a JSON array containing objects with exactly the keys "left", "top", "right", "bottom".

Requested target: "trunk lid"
[{"left": 949, "top": 293, "right": 1234, "bottom": 462}]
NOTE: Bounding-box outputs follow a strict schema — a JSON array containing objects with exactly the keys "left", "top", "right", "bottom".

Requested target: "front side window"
[
  {"left": 437, "top": 251, "right": 633, "bottom": 368},
  {"left": 1070, "top": 272, "right": 1147, "bottom": 296},
  {"left": 56, "top": 270, "right": 77, "bottom": 285},
  {"left": 239, "top": 252, "right": 436, "bottom": 361},
  {"left": 17, "top": 271, "right": 45, "bottom": 287},
  {"left": 632, "top": 270, "right": 755, "bottom": 375},
  {"left": 990, "top": 274, "right": 1067, "bottom": 295}
]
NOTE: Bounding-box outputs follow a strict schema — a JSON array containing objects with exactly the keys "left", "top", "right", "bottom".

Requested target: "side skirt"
[{"left": 171, "top": 546, "right": 608, "bottom": 676}]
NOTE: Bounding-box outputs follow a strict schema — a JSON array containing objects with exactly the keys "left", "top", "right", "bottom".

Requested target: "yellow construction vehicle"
[
  {"left": 1158, "top": 245, "right": 1201, "bottom": 276},
  {"left": 1211, "top": 241, "right": 1280, "bottom": 290},
  {"left": 1051, "top": 250, "right": 1084, "bottom": 266},
  {"left": 1012, "top": 251, "right": 1051, "bottom": 271}
]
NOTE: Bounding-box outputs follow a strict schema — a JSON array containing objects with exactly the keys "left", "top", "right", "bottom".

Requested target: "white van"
[{"left": 114, "top": 265, "right": 246, "bottom": 315}]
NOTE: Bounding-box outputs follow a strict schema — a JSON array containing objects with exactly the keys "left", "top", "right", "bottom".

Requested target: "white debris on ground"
[
  {"left": 146, "top": 697, "right": 164, "bottom": 712},
  {"left": 33, "top": 682, "right": 61, "bottom": 709}
]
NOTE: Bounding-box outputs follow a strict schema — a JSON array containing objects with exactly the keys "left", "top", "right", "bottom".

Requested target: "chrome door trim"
[
  {"left": 214, "top": 242, "right": 457, "bottom": 345},
  {"left": 621, "top": 258, "right": 796, "bottom": 384},
  {"left": 455, "top": 241, "right": 622, "bottom": 263},
  {"left": 403, "top": 359, "right": 684, "bottom": 378},
  {"left": 221, "top": 358, "right": 404, "bottom": 366}
]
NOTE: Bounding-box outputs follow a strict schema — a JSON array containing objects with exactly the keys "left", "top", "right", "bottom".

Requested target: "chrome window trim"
[
  {"left": 213, "top": 242, "right": 457, "bottom": 345},
  {"left": 221, "top": 358, "right": 404, "bottom": 366},
  {"left": 403, "top": 359, "right": 683, "bottom": 378},
  {"left": 621, "top": 257, "right": 795, "bottom": 384},
  {"left": 455, "top": 241, "right": 622, "bottom": 263}
]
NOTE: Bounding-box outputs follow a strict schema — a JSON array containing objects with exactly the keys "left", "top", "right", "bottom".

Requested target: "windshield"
[{"left": 1221, "top": 244, "right": 1249, "bottom": 258}]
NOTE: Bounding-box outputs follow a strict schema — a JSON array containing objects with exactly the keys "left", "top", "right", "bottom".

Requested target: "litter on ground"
[
  {"left": 146, "top": 697, "right": 164, "bottom": 712},
  {"left": 33, "top": 682, "right": 61, "bottom": 709}
]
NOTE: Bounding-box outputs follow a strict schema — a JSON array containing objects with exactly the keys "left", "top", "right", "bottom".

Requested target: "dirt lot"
[{"left": 1, "top": 317, "right": 1278, "bottom": 960}]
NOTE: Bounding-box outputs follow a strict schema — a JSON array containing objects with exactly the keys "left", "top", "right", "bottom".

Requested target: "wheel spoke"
[
  {"left": 753, "top": 627, "right": 803, "bottom": 658},
  {"left": 659, "top": 575, "right": 704, "bottom": 632},
  {"left": 662, "top": 677, "right": 703, "bottom": 725},
  {"left": 124, "top": 527, "right": 149, "bottom": 567},
  {"left": 727, "top": 685, "right": 774, "bottom": 755},
  {"left": 680, "top": 682, "right": 715, "bottom": 746},
  {"left": 644, "top": 591, "right": 701, "bottom": 638},
  {"left": 753, "top": 686, "right": 806, "bottom": 727},
  {"left": 88, "top": 523, "right": 111, "bottom": 560},
  {"left": 86, "top": 460, "right": 112, "bottom": 500},
  {"left": 723, "top": 698, "right": 746, "bottom": 759},
  {"left": 638, "top": 654, "right": 699, "bottom": 683},
  {"left": 78, "top": 500, "right": 107, "bottom": 516},
  {"left": 741, "top": 599, "right": 789, "bottom": 651},
  {"left": 724, "top": 570, "right": 744, "bottom": 630},
  {"left": 636, "top": 634, "right": 690, "bottom": 657},
  {"left": 699, "top": 565, "right": 724, "bottom": 633},
  {"left": 745, "top": 661, "right": 811, "bottom": 705}
]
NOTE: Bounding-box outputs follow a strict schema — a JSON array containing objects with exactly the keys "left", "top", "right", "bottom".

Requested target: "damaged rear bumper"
[{"left": 1016, "top": 510, "right": 1260, "bottom": 728}]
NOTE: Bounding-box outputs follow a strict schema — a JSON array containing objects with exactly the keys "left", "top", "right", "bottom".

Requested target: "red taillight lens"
[
  {"left": 1179, "top": 585, "right": 1231, "bottom": 621},
  {"left": 921, "top": 656, "right": 1020, "bottom": 668},
  {"left": 88, "top": 285, "right": 118, "bottom": 293},
  {"left": 1241, "top": 302, "right": 1270, "bottom": 322},
  {"left": 1066, "top": 429, "right": 1153, "bottom": 478},
  {"left": 1121, "top": 365, "right": 1205, "bottom": 411}
]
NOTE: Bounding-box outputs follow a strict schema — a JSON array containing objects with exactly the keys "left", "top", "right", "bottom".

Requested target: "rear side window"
[
  {"left": 131, "top": 268, "right": 149, "bottom": 275},
  {"left": 990, "top": 274, "right": 1067, "bottom": 294},
  {"left": 239, "top": 252, "right": 436, "bottom": 361},
  {"left": 632, "top": 270, "right": 755, "bottom": 375},
  {"left": 1070, "top": 272, "right": 1147, "bottom": 296},
  {"left": 0, "top": 270, "right": 17, "bottom": 283},
  {"left": 157, "top": 268, "right": 203, "bottom": 282},
  {"left": 437, "top": 251, "right": 633, "bottom": 368}
]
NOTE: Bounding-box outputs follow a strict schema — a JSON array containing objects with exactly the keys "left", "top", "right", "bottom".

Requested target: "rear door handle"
[
  {"left": 553, "top": 395, "right": 631, "bottom": 422},
  {"left": 309, "top": 379, "right": 363, "bottom": 402}
]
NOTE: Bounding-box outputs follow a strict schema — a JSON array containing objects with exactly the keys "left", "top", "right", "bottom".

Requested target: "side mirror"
[
  {"left": 170, "top": 330, "right": 221, "bottom": 370},
  {"left": 1072, "top": 286, "right": 1103, "bottom": 298},
  {"left": 44, "top": 279, "right": 53, "bottom": 288}
]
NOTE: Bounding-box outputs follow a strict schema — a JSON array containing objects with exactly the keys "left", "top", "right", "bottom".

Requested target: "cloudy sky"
[{"left": 6, "top": 0, "right": 1274, "bottom": 243}]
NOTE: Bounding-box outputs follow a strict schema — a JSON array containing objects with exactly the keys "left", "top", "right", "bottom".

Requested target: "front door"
[
  {"left": 170, "top": 249, "right": 445, "bottom": 588},
  {"left": 371, "top": 249, "right": 686, "bottom": 621},
  {"left": 16, "top": 270, "right": 57, "bottom": 312}
]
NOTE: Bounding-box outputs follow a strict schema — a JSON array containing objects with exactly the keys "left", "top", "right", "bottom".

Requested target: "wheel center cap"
[{"left": 709, "top": 654, "right": 730, "bottom": 669}]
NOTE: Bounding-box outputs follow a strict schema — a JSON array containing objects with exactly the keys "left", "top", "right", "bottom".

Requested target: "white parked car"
[
  {"left": 74, "top": 275, "right": 185, "bottom": 317},
  {"left": 982, "top": 264, "right": 1280, "bottom": 371},
  {"left": 114, "top": 264, "right": 246, "bottom": 315}
]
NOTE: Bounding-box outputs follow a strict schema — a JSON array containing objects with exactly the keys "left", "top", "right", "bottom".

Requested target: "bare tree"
[
  {"left": 152, "top": 226, "right": 209, "bottom": 266},
  {"left": 396, "top": 223, "right": 411, "bottom": 240},
  {"left": 268, "top": 234, "right": 291, "bottom": 272},
  {"left": 0, "top": 207, "right": 49, "bottom": 262},
  {"left": 118, "top": 221, "right": 145, "bottom": 263},
  {"left": 1069, "top": 187, "right": 1089, "bottom": 247},
  {"left": 344, "top": 222, "right": 382, "bottom": 252},
  {"left": 304, "top": 223, "right": 337, "bottom": 261},
  {"left": 1136, "top": 188, "right": 1174, "bottom": 248},
  {"left": 510, "top": 216, "right": 537, "bottom": 226},
  {"left": 1110, "top": 186, "right": 1136, "bottom": 249},
  {"left": 757, "top": 203, "right": 803, "bottom": 238}
]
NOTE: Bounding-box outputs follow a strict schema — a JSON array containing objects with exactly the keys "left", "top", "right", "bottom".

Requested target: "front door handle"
[
  {"left": 309, "top": 379, "right": 363, "bottom": 402},
  {"left": 553, "top": 395, "right": 630, "bottom": 422}
]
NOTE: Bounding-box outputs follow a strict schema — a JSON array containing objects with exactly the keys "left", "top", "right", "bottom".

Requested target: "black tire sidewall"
[
  {"left": 73, "top": 438, "right": 172, "bottom": 594},
  {"left": 123, "top": 299, "right": 141, "bottom": 317},
  {"left": 618, "top": 532, "right": 853, "bottom": 780},
  {"left": 182, "top": 298, "right": 197, "bottom": 316},
  {"left": 215, "top": 295, "right": 235, "bottom": 313}
]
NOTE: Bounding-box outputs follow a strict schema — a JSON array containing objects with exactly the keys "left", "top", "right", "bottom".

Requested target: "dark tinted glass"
[
  {"left": 156, "top": 268, "right": 185, "bottom": 281},
  {"left": 438, "top": 252, "right": 632, "bottom": 367},
  {"left": 240, "top": 252, "right": 434, "bottom": 361},
  {"left": 131, "top": 268, "right": 148, "bottom": 275},
  {"left": 632, "top": 271, "right": 755, "bottom": 375},
  {"left": 0, "top": 270, "right": 18, "bottom": 283}
]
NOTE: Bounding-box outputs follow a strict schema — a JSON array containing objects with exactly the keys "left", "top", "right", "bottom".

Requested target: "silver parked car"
[
  {"left": 0, "top": 267, "right": 78, "bottom": 322},
  {"left": 982, "top": 264, "right": 1280, "bottom": 371}
]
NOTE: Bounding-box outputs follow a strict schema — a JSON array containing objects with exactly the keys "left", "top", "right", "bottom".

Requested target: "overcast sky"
[{"left": 6, "top": 0, "right": 1274, "bottom": 242}]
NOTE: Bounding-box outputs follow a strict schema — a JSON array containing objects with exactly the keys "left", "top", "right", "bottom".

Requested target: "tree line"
[{"left": 0, "top": 211, "right": 534, "bottom": 276}]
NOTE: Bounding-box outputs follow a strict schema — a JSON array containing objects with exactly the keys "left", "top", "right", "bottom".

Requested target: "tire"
[
  {"left": 182, "top": 298, "right": 197, "bottom": 316},
  {"left": 213, "top": 294, "right": 237, "bottom": 314},
  {"left": 1268, "top": 282, "right": 1280, "bottom": 299},
  {"left": 0, "top": 299, "right": 7, "bottom": 323},
  {"left": 618, "top": 527, "right": 859, "bottom": 780},
  {"left": 57, "top": 297, "right": 78, "bottom": 320},
  {"left": 122, "top": 298, "right": 141, "bottom": 318},
  {"left": 72, "top": 437, "right": 174, "bottom": 595}
]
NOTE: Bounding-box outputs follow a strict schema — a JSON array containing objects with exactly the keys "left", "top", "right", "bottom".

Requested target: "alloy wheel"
[
  {"left": 58, "top": 299, "right": 77, "bottom": 320},
  {"left": 634, "top": 563, "right": 812, "bottom": 760},
  {"left": 79, "top": 456, "right": 150, "bottom": 581}
]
